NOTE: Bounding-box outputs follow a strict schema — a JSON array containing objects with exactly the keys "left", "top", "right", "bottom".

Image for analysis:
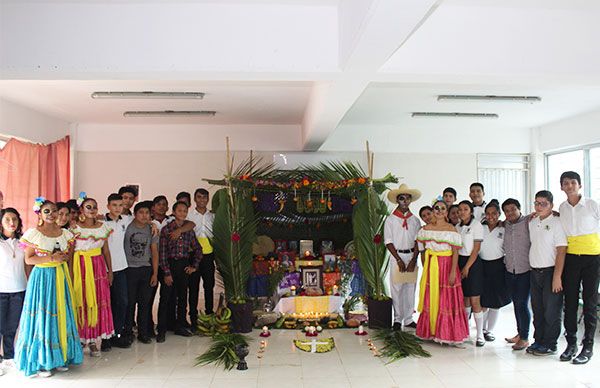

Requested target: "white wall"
[
  {"left": 0, "top": 97, "right": 69, "bottom": 143},
  {"left": 75, "top": 149, "right": 476, "bottom": 219},
  {"left": 75, "top": 124, "right": 302, "bottom": 152},
  {"left": 537, "top": 108, "right": 600, "bottom": 152}
]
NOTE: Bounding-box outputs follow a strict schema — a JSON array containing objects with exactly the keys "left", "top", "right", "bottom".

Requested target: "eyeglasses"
[
  {"left": 84, "top": 205, "right": 97, "bottom": 210},
  {"left": 533, "top": 201, "right": 551, "bottom": 207},
  {"left": 433, "top": 205, "right": 446, "bottom": 211}
]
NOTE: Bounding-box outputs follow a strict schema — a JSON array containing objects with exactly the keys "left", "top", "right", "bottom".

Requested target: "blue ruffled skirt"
[{"left": 15, "top": 266, "right": 84, "bottom": 376}]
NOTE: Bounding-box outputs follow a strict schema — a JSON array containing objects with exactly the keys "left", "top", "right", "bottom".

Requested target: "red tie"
[{"left": 393, "top": 210, "right": 412, "bottom": 230}]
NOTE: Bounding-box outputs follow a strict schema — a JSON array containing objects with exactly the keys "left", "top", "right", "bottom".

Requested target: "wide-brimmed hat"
[
  {"left": 387, "top": 183, "right": 421, "bottom": 203},
  {"left": 252, "top": 235, "right": 275, "bottom": 256}
]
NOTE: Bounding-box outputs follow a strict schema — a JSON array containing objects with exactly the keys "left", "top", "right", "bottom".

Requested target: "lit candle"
[
  {"left": 290, "top": 285, "right": 296, "bottom": 296},
  {"left": 358, "top": 325, "right": 364, "bottom": 334},
  {"left": 332, "top": 285, "right": 339, "bottom": 294},
  {"left": 304, "top": 250, "right": 311, "bottom": 257}
]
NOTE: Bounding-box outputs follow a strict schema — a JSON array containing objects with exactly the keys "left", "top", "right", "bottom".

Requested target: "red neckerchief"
[{"left": 392, "top": 209, "right": 412, "bottom": 230}]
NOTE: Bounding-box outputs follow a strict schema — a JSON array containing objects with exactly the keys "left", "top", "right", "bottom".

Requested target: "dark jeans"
[
  {"left": 110, "top": 269, "right": 128, "bottom": 337},
  {"left": 530, "top": 267, "right": 563, "bottom": 348},
  {"left": 0, "top": 291, "right": 25, "bottom": 360},
  {"left": 563, "top": 253, "right": 600, "bottom": 347},
  {"left": 188, "top": 253, "right": 215, "bottom": 323},
  {"left": 506, "top": 270, "right": 531, "bottom": 340},
  {"left": 158, "top": 259, "right": 189, "bottom": 333},
  {"left": 126, "top": 266, "right": 153, "bottom": 338}
]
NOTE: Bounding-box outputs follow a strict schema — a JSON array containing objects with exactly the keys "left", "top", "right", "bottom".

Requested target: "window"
[
  {"left": 545, "top": 144, "right": 600, "bottom": 205},
  {"left": 478, "top": 154, "right": 530, "bottom": 214}
]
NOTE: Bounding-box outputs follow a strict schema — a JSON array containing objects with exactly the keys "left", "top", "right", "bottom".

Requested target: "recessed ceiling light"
[
  {"left": 92, "top": 91, "right": 205, "bottom": 99},
  {"left": 437, "top": 95, "right": 541, "bottom": 103},
  {"left": 412, "top": 112, "right": 498, "bottom": 119},
  {"left": 123, "top": 110, "right": 216, "bottom": 117}
]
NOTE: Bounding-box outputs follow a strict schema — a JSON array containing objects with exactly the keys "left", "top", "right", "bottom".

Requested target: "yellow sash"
[
  {"left": 73, "top": 247, "right": 102, "bottom": 328},
  {"left": 567, "top": 233, "right": 600, "bottom": 255},
  {"left": 418, "top": 249, "right": 452, "bottom": 335},
  {"left": 37, "top": 261, "right": 76, "bottom": 362},
  {"left": 198, "top": 237, "right": 213, "bottom": 255}
]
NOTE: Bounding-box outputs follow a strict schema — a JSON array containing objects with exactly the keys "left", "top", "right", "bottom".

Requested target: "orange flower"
[
  {"left": 302, "top": 178, "right": 310, "bottom": 186},
  {"left": 357, "top": 177, "right": 366, "bottom": 184}
]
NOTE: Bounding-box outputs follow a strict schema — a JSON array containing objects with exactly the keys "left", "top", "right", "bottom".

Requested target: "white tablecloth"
[{"left": 274, "top": 295, "right": 344, "bottom": 314}]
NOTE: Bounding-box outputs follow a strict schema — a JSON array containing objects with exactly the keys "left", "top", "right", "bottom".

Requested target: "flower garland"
[{"left": 237, "top": 176, "right": 369, "bottom": 191}]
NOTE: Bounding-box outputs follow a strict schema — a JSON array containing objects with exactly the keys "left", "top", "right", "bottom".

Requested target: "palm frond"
[
  {"left": 352, "top": 187, "right": 389, "bottom": 299},
  {"left": 374, "top": 329, "right": 431, "bottom": 362},
  {"left": 195, "top": 333, "right": 252, "bottom": 371}
]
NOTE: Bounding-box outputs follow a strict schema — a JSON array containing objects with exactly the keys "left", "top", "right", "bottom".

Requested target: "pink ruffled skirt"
[
  {"left": 416, "top": 254, "right": 469, "bottom": 344},
  {"left": 76, "top": 254, "right": 115, "bottom": 343}
]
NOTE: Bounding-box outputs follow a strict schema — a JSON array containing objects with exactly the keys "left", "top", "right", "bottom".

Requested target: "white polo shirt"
[
  {"left": 152, "top": 215, "right": 174, "bottom": 233},
  {"left": 456, "top": 219, "right": 484, "bottom": 256},
  {"left": 480, "top": 225, "right": 505, "bottom": 261},
  {"left": 187, "top": 208, "right": 214, "bottom": 238},
  {"left": 384, "top": 211, "right": 421, "bottom": 251},
  {"left": 105, "top": 213, "right": 133, "bottom": 272},
  {"left": 473, "top": 202, "right": 486, "bottom": 224},
  {"left": 529, "top": 214, "right": 567, "bottom": 268},
  {"left": 0, "top": 237, "right": 27, "bottom": 292},
  {"left": 558, "top": 196, "right": 600, "bottom": 237}
]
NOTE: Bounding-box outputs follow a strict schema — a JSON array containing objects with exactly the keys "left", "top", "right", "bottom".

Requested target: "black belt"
[
  {"left": 397, "top": 248, "right": 415, "bottom": 254},
  {"left": 531, "top": 266, "right": 554, "bottom": 272}
]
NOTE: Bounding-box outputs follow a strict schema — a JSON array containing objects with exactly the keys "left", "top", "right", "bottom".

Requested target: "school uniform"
[
  {"left": 104, "top": 213, "right": 133, "bottom": 341},
  {"left": 186, "top": 208, "right": 215, "bottom": 319},
  {"left": 559, "top": 197, "right": 600, "bottom": 350},
  {"left": 480, "top": 225, "right": 510, "bottom": 308},
  {"left": 384, "top": 209, "right": 421, "bottom": 326},
  {"left": 473, "top": 202, "right": 486, "bottom": 224},
  {"left": 456, "top": 219, "right": 484, "bottom": 297},
  {"left": 528, "top": 215, "right": 567, "bottom": 350}
]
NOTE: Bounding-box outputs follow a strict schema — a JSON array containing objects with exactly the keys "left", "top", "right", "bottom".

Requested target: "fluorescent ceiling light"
[
  {"left": 92, "top": 91, "right": 205, "bottom": 99},
  {"left": 437, "top": 95, "right": 541, "bottom": 103},
  {"left": 412, "top": 112, "right": 498, "bottom": 119},
  {"left": 123, "top": 110, "right": 216, "bottom": 117}
]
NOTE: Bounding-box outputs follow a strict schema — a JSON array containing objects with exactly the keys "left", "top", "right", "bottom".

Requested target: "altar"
[{"left": 274, "top": 295, "right": 344, "bottom": 315}]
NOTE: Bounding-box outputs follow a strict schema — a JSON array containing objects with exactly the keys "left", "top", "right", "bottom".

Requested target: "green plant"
[
  {"left": 195, "top": 333, "right": 251, "bottom": 371},
  {"left": 352, "top": 186, "right": 390, "bottom": 300},
  {"left": 212, "top": 187, "right": 257, "bottom": 304},
  {"left": 343, "top": 295, "right": 362, "bottom": 316},
  {"left": 374, "top": 329, "right": 431, "bottom": 362},
  {"left": 267, "top": 264, "right": 286, "bottom": 296}
]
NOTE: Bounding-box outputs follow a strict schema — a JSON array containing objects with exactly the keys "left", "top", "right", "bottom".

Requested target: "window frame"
[
  {"left": 477, "top": 153, "right": 531, "bottom": 214},
  {"left": 544, "top": 143, "right": 600, "bottom": 199}
]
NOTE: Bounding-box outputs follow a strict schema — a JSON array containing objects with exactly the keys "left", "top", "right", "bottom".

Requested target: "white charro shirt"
[
  {"left": 529, "top": 214, "right": 567, "bottom": 268},
  {"left": 384, "top": 210, "right": 421, "bottom": 251}
]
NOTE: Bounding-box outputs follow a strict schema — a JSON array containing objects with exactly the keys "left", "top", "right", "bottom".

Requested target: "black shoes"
[
  {"left": 392, "top": 322, "right": 402, "bottom": 331},
  {"left": 560, "top": 344, "right": 578, "bottom": 362},
  {"left": 112, "top": 336, "right": 132, "bottom": 349},
  {"left": 476, "top": 338, "right": 485, "bottom": 347},
  {"left": 174, "top": 328, "right": 193, "bottom": 337},
  {"left": 137, "top": 336, "right": 152, "bottom": 344},
  {"left": 573, "top": 347, "right": 593, "bottom": 365},
  {"left": 404, "top": 322, "right": 417, "bottom": 329},
  {"left": 101, "top": 340, "right": 112, "bottom": 352},
  {"left": 156, "top": 332, "right": 166, "bottom": 343},
  {"left": 483, "top": 331, "right": 495, "bottom": 342}
]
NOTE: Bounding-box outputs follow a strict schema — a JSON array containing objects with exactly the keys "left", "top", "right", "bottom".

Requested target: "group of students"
[
  {"left": 0, "top": 187, "right": 215, "bottom": 377},
  {"left": 384, "top": 171, "right": 600, "bottom": 365}
]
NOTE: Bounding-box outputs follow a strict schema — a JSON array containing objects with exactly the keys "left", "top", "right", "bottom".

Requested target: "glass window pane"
[
  {"left": 547, "top": 150, "right": 584, "bottom": 206},
  {"left": 590, "top": 147, "right": 600, "bottom": 203}
]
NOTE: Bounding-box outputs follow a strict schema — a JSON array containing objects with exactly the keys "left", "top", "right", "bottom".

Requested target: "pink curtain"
[{"left": 0, "top": 136, "right": 71, "bottom": 229}]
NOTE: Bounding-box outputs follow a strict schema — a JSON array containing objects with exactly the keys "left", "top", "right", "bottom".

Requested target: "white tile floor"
[{"left": 2, "top": 308, "right": 600, "bottom": 388}]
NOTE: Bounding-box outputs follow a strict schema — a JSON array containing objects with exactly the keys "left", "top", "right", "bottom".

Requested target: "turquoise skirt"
[{"left": 15, "top": 266, "right": 84, "bottom": 376}]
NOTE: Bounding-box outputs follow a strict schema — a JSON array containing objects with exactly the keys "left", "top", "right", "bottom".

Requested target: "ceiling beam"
[{"left": 301, "top": 0, "right": 441, "bottom": 151}]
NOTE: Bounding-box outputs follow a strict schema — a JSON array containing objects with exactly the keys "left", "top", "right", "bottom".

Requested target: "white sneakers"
[
  {"left": 0, "top": 367, "right": 5, "bottom": 376},
  {"left": 37, "top": 370, "right": 52, "bottom": 378}
]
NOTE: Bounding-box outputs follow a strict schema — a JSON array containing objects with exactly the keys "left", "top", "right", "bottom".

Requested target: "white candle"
[
  {"left": 290, "top": 286, "right": 296, "bottom": 296},
  {"left": 358, "top": 325, "right": 364, "bottom": 334},
  {"left": 332, "top": 285, "right": 338, "bottom": 294}
]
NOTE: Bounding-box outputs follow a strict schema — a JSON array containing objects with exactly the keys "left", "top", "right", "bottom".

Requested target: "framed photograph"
[
  {"left": 300, "top": 240, "right": 313, "bottom": 256},
  {"left": 323, "top": 254, "right": 336, "bottom": 272},
  {"left": 301, "top": 266, "right": 323, "bottom": 290},
  {"left": 278, "top": 251, "right": 296, "bottom": 270}
]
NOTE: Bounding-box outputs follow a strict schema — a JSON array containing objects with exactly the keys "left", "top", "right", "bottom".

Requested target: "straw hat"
[
  {"left": 386, "top": 183, "right": 422, "bottom": 203},
  {"left": 252, "top": 235, "right": 275, "bottom": 256}
]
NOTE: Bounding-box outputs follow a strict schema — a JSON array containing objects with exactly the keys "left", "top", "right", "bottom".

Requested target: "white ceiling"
[
  {"left": 2, "top": 0, "right": 600, "bottom": 151},
  {"left": 0, "top": 80, "right": 312, "bottom": 125}
]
